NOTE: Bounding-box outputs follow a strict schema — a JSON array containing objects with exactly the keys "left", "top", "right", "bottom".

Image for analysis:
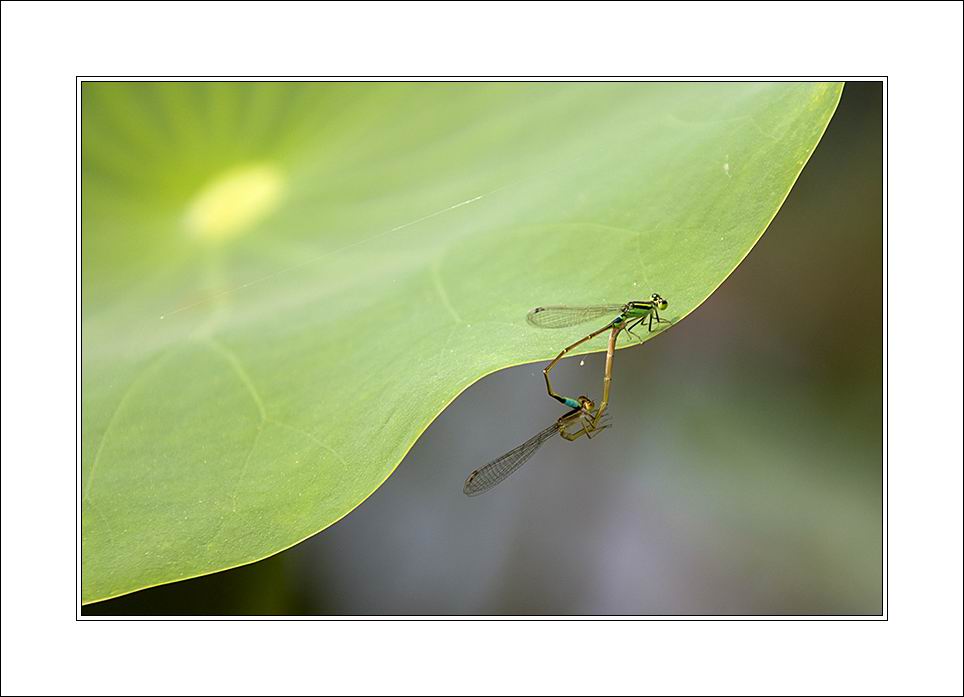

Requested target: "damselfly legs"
[{"left": 528, "top": 294, "right": 670, "bottom": 428}]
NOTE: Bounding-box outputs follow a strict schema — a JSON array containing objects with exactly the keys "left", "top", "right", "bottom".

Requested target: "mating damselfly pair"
[{"left": 463, "top": 294, "right": 670, "bottom": 496}]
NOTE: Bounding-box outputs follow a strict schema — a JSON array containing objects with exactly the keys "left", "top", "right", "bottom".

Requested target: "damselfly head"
[
  {"left": 577, "top": 395, "right": 595, "bottom": 412},
  {"left": 651, "top": 293, "right": 668, "bottom": 311}
]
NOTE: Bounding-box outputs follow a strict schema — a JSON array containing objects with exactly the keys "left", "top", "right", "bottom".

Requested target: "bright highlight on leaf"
[
  {"left": 185, "top": 163, "right": 284, "bottom": 240},
  {"left": 81, "top": 82, "right": 843, "bottom": 603}
]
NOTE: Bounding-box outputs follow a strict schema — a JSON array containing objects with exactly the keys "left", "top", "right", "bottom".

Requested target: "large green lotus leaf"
[{"left": 82, "top": 82, "right": 842, "bottom": 602}]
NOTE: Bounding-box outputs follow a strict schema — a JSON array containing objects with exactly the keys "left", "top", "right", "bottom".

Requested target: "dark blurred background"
[{"left": 86, "top": 82, "right": 882, "bottom": 616}]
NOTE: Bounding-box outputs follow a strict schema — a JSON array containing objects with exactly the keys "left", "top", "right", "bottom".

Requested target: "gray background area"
[{"left": 87, "top": 82, "right": 882, "bottom": 615}]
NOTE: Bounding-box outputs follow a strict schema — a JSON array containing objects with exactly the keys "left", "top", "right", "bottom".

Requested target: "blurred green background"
[{"left": 85, "top": 82, "right": 882, "bottom": 616}]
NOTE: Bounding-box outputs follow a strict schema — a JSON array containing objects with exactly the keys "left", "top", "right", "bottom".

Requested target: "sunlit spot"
[{"left": 186, "top": 163, "right": 284, "bottom": 240}]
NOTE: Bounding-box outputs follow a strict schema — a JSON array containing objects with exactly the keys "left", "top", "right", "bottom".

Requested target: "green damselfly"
[
  {"left": 463, "top": 404, "right": 611, "bottom": 496},
  {"left": 528, "top": 294, "right": 670, "bottom": 427},
  {"left": 462, "top": 294, "right": 668, "bottom": 497}
]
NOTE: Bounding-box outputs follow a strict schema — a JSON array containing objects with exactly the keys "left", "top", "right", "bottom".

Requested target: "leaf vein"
[
  {"left": 430, "top": 258, "right": 463, "bottom": 324},
  {"left": 84, "top": 349, "right": 174, "bottom": 502},
  {"left": 268, "top": 419, "right": 350, "bottom": 471},
  {"left": 205, "top": 338, "right": 268, "bottom": 422}
]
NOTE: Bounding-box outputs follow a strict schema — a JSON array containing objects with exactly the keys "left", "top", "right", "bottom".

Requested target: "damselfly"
[
  {"left": 527, "top": 294, "right": 670, "bottom": 427},
  {"left": 463, "top": 405, "right": 611, "bottom": 496}
]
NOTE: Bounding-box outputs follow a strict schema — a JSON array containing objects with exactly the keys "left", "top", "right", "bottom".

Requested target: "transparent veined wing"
[
  {"left": 463, "top": 422, "right": 561, "bottom": 496},
  {"left": 526, "top": 304, "right": 623, "bottom": 329}
]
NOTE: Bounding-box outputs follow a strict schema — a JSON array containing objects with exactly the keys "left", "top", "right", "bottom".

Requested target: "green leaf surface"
[{"left": 82, "top": 82, "right": 842, "bottom": 603}]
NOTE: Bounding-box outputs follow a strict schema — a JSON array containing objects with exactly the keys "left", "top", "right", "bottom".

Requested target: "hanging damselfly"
[
  {"left": 527, "top": 294, "right": 670, "bottom": 428},
  {"left": 462, "top": 294, "right": 669, "bottom": 497},
  {"left": 463, "top": 403, "right": 611, "bottom": 496}
]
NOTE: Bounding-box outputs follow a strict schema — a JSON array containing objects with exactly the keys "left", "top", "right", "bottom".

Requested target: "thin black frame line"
[
  {"left": 76, "top": 77, "right": 81, "bottom": 620},
  {"left": 76, "top": 76, "right": 888, "bottom": 621},
  {"left": 75, "top": 76, "right": 887, "bottom": 82},
  {"left": 75, "top": 74, "right": 887, "bottom": 77},
  {"left": 84, "top": 616, "right": 885, "bottom": 621},
  {"left": 883, "top": 77, "right": 889, "bottom": 620}
]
